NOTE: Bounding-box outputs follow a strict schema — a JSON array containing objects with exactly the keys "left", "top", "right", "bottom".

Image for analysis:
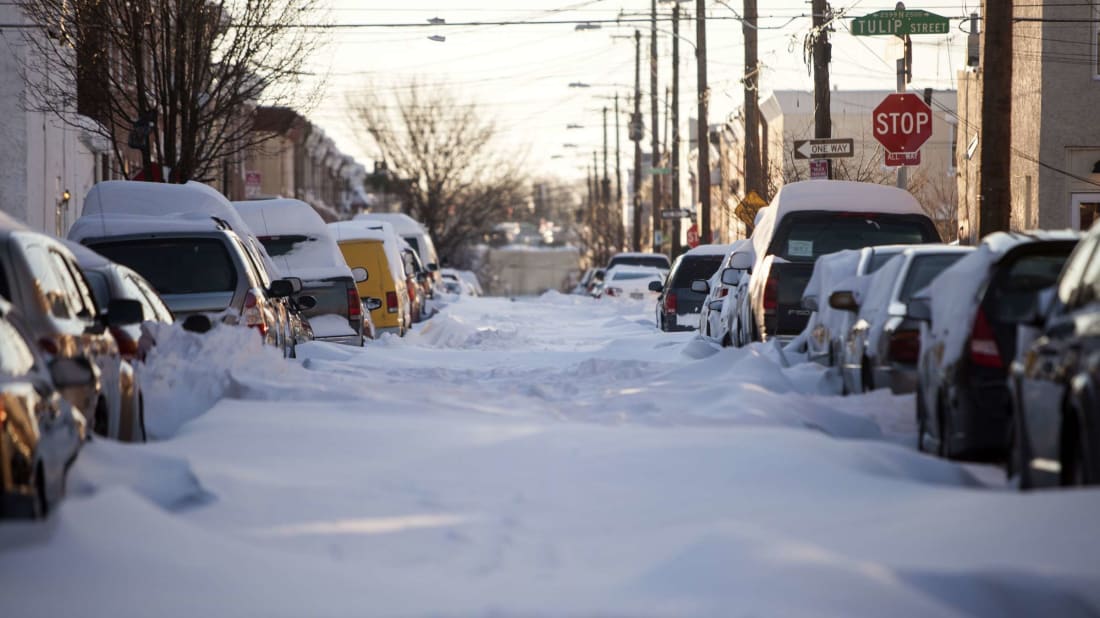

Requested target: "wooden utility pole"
[
  {"left": 650, "top": 0, "right": 661, "bottom": 252},
  {"left": 979, "top": 0, "right": 1013, "bottom": 235},
  {"left": 696, "top": 0, "right": 711, "bottom": 243},
  {"left": 811, "top": 0, "right": 832, "bottom": 178},
  {"left": 615, "top": 93, "right": 624, "bottom": 251},
  {"left": 602, "top": 106, "right": 611, "bottom": 205},
  {"left": 671, "top": 3, "right": 682, "bottom": 256},
  {"left": 743, "top": 0, "right": 762, "bottom": 201},
  {"left": 632, "top": 30, "right": 644, "bottom": 252}
]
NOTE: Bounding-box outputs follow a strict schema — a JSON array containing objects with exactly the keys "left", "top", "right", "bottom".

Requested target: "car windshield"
[
  {"left": 89, "top": 238, "right": 238, "bottom": 295},
  {"left": 404, "top": 237, "right": 421, "bottom": 254},
  {"left": 610, "top": 256, "right": 669, "bottom": 269},
  {"left": 772, "top": 212, "right": 938, "bottom": 262},
  {"left": 868, "top": 251, "right": 903, "bottom": 274},
  {"left": 671, "top": 256, "right": 724, "bottom": 288},
  {"left": 83, "top": 270, "right": 112, "bottom": 308},
  {"left": 900, "top": 254, "right": 968, "bottom": 302},
  {"left": 259, "top": 235, "right": 311, "bottom": 257},
  {"left": 989, "top": 251, "right": 1073, "bottom": 321},
  {"left": 612, "top": 271, "right": 657, "bottom": 281}
]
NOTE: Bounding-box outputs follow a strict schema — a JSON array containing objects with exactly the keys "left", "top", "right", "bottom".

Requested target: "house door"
[{"left": 1071, "top": 193, "right": 1100, "bottom": 231}]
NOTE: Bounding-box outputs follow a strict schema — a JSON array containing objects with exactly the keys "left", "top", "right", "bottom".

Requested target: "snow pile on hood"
[{"left": 234, "top": 199, "right": 353, "bottom": 282}]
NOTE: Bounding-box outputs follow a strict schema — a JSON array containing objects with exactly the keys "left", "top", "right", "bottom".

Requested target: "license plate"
[{"left": 630, "top": 292, "right": 644, "bottom": 300}]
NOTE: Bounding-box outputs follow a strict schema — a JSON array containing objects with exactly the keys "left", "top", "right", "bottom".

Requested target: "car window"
[
  {"left": 868, "top": 251, "right": 903, "bottom": 274},
  {"left": 117, "top": 274, "right": 155, "bottom": 320},
  {"left": 610, "top": 256, "right": 670, "bottom": 270},
  {"left": 770, "top": 212, "right": 938, "bottom": 262},
  {"left": 670, "top": 256, "right": 724, "bottom": 288},
  {"left": 23, "top": 245, "right": 74, "bottom": 318},
  {"left": 612, "top": 271, "right": 658, "bottom": 281},
  {"left": 1078, "top": 241, "right": 1100, "bottom": 308},
  {"left": 899, "top": 254, "right": 968, "bottom": 302},
  {"left": 241, "top": 239, "right": 273, "bottom": 287},
  {"left": 989, "top": 252, "right": 1073, "bottom": 322},
  {"left": 1057, "top": 237, "right": 1098, "bottom": 310},
  {"left": 48, "top": 252, "right": 95, "bottom": 319},
  {"left": 90, "top": 238, "right": 239, "bottom": 294},
  {"left": 404, "top": 237, "right": 421, "bottom": 255},
  {"left": 0, "top": 318, "right": 36, "bottom": 376},
  {"left": 84, "top": 270, "right": 112, "bottom": 309},
  {"left": 259, "top": 235, "right": 312, "bottom": 257},
  {"left": 0, "top": 263, "right": 9, "bottom": 301},
  {"left": 130, "top": 275, "right": 173, "bottom": 322}
]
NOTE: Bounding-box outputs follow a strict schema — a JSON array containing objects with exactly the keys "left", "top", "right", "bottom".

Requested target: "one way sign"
[{"left": 793, "top": 138, "right": 855, "bottom": 160}]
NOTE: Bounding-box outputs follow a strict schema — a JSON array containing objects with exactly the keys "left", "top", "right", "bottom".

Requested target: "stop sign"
[
  {"left": 872, "top": 93, "right": 933, "bottom": 153},
  {"left": 686, "top": 223, "right": 700, "bottom": 248}
]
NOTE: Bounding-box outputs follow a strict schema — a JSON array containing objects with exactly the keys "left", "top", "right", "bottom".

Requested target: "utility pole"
[
  {"left": 650, "top": 0, "right": 661, "bottom": 253},
  {"left": 671, "top": 3, "right": 682, "bottom": 256},
  {"left": 811, "top": 0, "right": 832, "bottom": 178},
  {"left": 602, "top": 106, "right": 611, "bottom": 205},
  {"left": 615, "top": 93, "right": 624, "bottom": 251},
  {"left": 979, "top": 0, "right": 1012, "bottom": 235},
  {"left": 696, "top": 0, "right": 711, "bottom": 243},
  {"left": 743, "top": 0, "right": 762, "bottom": 202},
  {"left": 632, "top": 29, "right": 644, "bottom": 252}
]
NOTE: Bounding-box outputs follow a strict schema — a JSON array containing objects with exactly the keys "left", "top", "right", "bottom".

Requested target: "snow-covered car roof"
[
  {"left": 234, "top": 199, "right": 352, "bottom": 282},
  {"left": 605, "top": 264, "right": 665, "bottom": 279},
  {"left": 328, "top": 220, "right": 407, "bottom": 284},
  {"left": 684, "top": 242, "right": 735, "bottom": 257},
  {"left": 69, "top": 212, "right": 234, "bottom": 242},
  {"left": 353, "top": 212, "right": 426, "bottom": 235},
  {"left": 752, "top": 180, "right": 927, "bottom": 261}
]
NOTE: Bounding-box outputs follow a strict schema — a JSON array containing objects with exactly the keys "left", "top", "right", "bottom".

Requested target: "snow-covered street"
[{"left": 3, "top": 293, "right": 1100, "bottom": 617}]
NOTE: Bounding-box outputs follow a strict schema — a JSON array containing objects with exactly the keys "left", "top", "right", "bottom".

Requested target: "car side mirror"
[
  {"left": 427, "top": 263, "right": 440, "bottom": 272},
  {"left": 720, "top": 268, "right": 742, "bottom": 286},
  {"left": 594, "top": 271, "right": 605, "bottom": 282},
  {"left": 181, "top": 314, "right": 213, "bottom": 333},
  {"left": 105, "top": 298, "right": 144, "bottom": 327},
  {"left": 648, "top": 281, "right": 663, "bottom": 293},
  {"left": 906, "top": 297, "right": 932, "bottom": 322},
  {"left": 351, "top": 267, "right": 368, "bottom": 283},
  {"left": 268, "top": 279, "right": 295, "bottom": 298},
  {"left": 49, "top": 356, "right": 97, "bottom": 389},
  {"left": 364, "top": 297, "right": 383, "bottom": 311},
  {"left": 297, "top": 295, "right": 318, "bottom": 310},
  {"left": 691, "top": 279, "right": 710, "bottom": 294},
  {"left": 802, "top": 296, "right": 819, "bottom": 312},
  {"left": 708, "top": 299, "right": 724, "bottom": 311},
  {"left": 286, "top": 277, "right": 304, "bottom": 294},
  {"left": 728, "top": 252, "right": 753, "bottom": 271},
  {"left": 828, "top": 290, "right": 859, "bottom": 312}
]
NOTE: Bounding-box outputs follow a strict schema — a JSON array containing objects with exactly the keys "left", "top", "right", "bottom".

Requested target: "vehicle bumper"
[
  {"left": 374, "top": 326, "right": 402, "bottom": 337},
  {"left": 950, "top": 380, "right": 1012, "bottom": 457},
  {"left": 662, "top": 312, "right": 699, "bottom": 331}
]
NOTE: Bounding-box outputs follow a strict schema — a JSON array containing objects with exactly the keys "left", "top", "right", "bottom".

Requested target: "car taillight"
[
  {"left": 717, "top": 287, "right": 729, "bottom": 299},
  {"left": 38, "top": 337, "right": 59, "bottom": 356},
  {"left": 887, "top": 329, "right": 920, "bottom": 364},
  {"left": 110, "top": 326, "right": 139, "bottom": 359},
  {"left": 968, "top": 307, "right": 1002, "bottom": 368},
  {"left": 605, "top": 287, "right": 619, "bottom": 297},
  {"left": 386, "top": 291, "right": 399, "bottom": 313},
  {"left": 243, "top": 289, "right": 267, "bottom": 336},
  {"left": 665, "top": 291, "right": 677, "bottom": 313},
  {"left": 763, "top": 274, "right": 779, "bottom": 313},
  {"left": 347, "top": 288, "right": 362, "bottom": 318}
]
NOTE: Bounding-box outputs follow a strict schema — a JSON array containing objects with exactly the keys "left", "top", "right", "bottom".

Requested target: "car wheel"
[
  {"left": 721, "top": 332, "right": 732, "bottom": 347},
  {"left": 937, "top": 391, "right": 952, "bottom": 460},
  {"left": 861, "top": 357, "right": 874, "bottom": 393},
  {"left": 33, "top": 465, "right": 47, "bottom": 519},
  {"left": 93, "top": 399, "right": 109, "bottom": 438},
  {"left": 1062, "top": 411, "right": 1086, "bottom": 487},
  {"left": 138, "top": 395, "right": 147, "bottom": 443},
  {"left": 916, "top": 388, "right": 928, "bottom": 453}
]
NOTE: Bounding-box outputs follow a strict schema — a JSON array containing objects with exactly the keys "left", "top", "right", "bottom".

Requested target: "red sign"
[
  {"left": 686, "top": 223, "right": 700, "bottom": 248},
  {"left": 809, "top": 159, "right": 829, "bottom": 179},
  {"left": 885, "top": 151, "right": 921, "bottom": 167},
  {"left": 872, "top": 93, "right": 933, "bottom": 153}
]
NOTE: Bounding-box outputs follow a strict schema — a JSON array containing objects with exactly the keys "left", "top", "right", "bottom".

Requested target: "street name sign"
[
  {"left": 661, "top": 208, "right": 693, "bottom": 220},
  {"left": 851, "top": 9, "right": 950, "bottom": 37},
  {"left": 793, "top": 138, "right": 855, "bottom": 160},
  {"left": 872, "top": 93, "right": 933, "bottom": 153}
]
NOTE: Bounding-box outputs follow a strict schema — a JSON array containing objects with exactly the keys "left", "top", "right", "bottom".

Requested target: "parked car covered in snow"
[
  {"left": 1, "top": 214, "right": 144, "bottom": 441},
  {"left": 652, "top": 244, "right": 728, "bottom": 332},
  {"left": 744, "top": 180, "right": 941, "bottom": 344},
  {"left": 71, "top": 181, "right": 305, "bottom": 357},
  {"left": 0, "top": 299, "right": 87, "bottom": 519},
  {"left": 606, "top": 251, "right": 671, "bottom": 272},
  {"left": 694, "top": 242, "right": 745, "bottom": 341},
  {"left": 834, "top": 245, "right": 973, "bottom": 394},
  {"left": 599, "top": 265, "right": 665, "bottom": 300},
  {"left": 909, "top": 231, "right": 1080, "bottom": 460},
  {"left": 1010, "top": 223, "right": 1100, "bottom": 488},
  {"left": 329, "top": 220, "right": 411, "bottom": 337},
  {"left": 354, "top": 212, "right": 440, "bottom": 285},
  {"left": 235, "top": 199, "right": 372, "bottom": 346},
  {"left": 717, "top": 245, "right": 756, "bottom": 347}
]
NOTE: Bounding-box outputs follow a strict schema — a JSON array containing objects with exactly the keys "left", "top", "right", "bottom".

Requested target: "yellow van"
[{"left": 328, "top": 221, "right": 410, "bottom": 336}]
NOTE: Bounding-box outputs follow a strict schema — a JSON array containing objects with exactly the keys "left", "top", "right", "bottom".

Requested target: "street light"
[
  {"left": 427, "top": 35, "right": 446, "bottom": 42},
  {"left": 568, "top": 82, "right": 591, "bottom": 88},
  {"left": 566, "top": 123, "right": 584, "bottom": 129},
  {"left": 575, "top": 22, "right": 602, "bottom": 31}
]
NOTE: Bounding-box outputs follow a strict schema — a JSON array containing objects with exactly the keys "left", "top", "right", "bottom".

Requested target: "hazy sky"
[{"left": 301, "top": 1, "right": 976, "bottom": 180}]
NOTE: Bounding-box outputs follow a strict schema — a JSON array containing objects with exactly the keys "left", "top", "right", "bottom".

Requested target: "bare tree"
[
  {"left": 18, "top": 0, "right": 324, "bottom": 183},
  {"left": 349, "top": 81, "right": 529, "bottom": 263}
]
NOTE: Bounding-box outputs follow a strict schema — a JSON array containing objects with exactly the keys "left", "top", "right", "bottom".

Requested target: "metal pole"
[
  {"left": 696, "top": 0, "right": 711, "bottom": 243},
  {"left": 896, "top": 56, "right": 907, "bottom": 190},
  {"left": 632, "top": 30, "right": 644, "bottom": 252},
  {"left": 615, "top": 93, "right": 623, "bottom": 251},
  {"left": 602, "top": 106, "right": 611, "bottom": 205},
  {"left": 650, "top": 0, "right": 661, "bottom": 253},
  {"left": 671, "top": 3, "right": 682, "bottom": 256}
]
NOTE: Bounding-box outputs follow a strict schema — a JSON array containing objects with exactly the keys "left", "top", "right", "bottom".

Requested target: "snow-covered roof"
[
  {"left": 685, "top": 242, "right": 735, "bottom": 257},
  {"left": 234, "top": 199, "right": 353, "bottom": 282},
  {"left": 328, "top": 220, "right": 406, "bottom": 283},
  {"left": 69, "top": 212, "right": 231, "bottom": 242},
  {"left": 751, "top": 181, "right": 927, "bottom": 262},
  {"left": 353, "top": 212, "right": 426, "bottom": 235},
  {"left": 605, "top": 264, "right": 666, "bottom": 278}
]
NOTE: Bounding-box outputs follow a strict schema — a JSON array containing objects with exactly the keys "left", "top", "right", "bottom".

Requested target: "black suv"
[{"left": 652, "top": 249, "right": 725, "bottom": 332}]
